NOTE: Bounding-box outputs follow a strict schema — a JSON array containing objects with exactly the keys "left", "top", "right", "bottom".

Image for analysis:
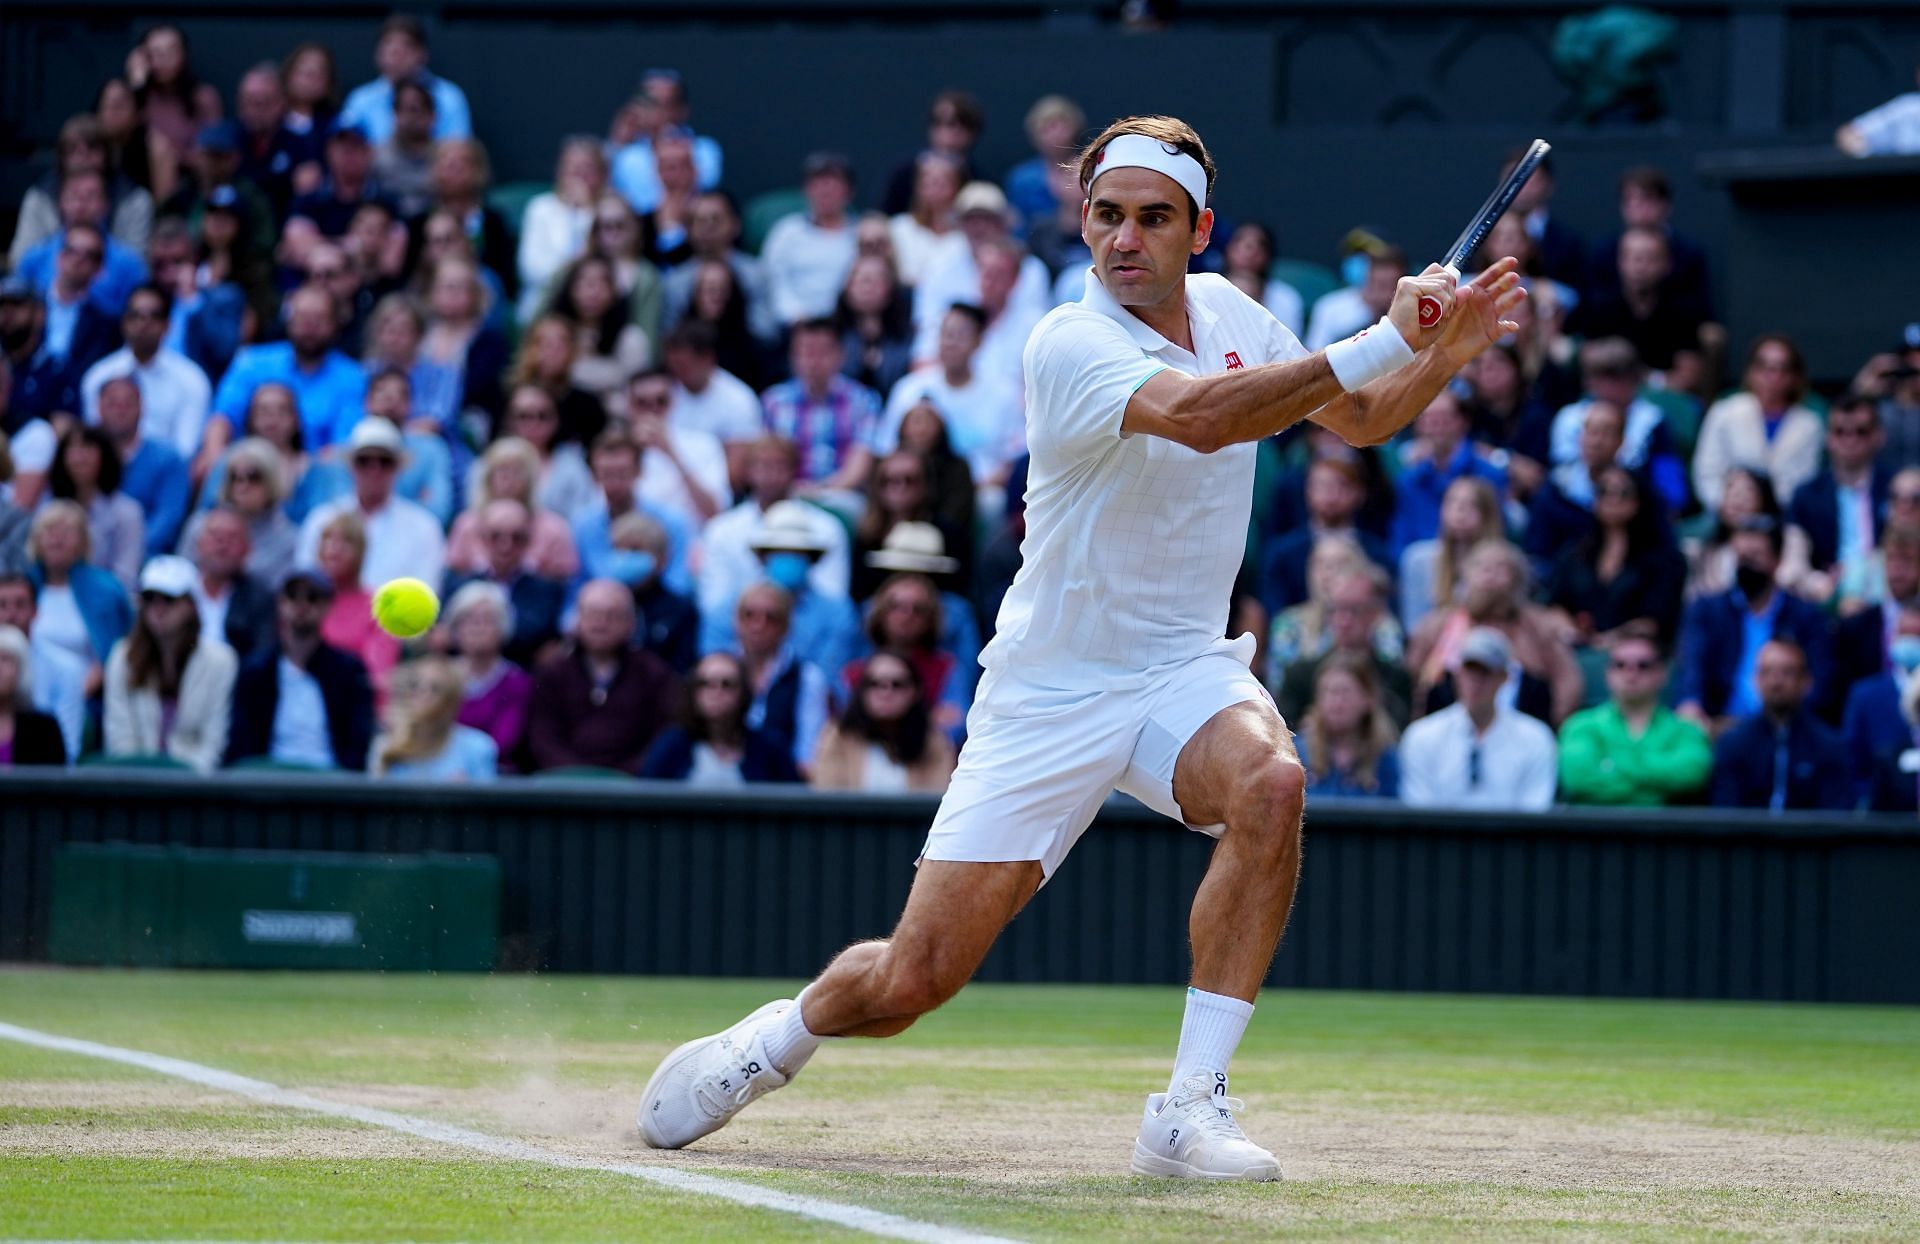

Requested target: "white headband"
[{"left": 1088, "top": 133, "right": 1209, "bottom": 214}]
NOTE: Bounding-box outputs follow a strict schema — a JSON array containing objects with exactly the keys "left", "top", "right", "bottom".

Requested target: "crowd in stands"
[{"left": 3, "top": 18, "right": 1919, "bottom": 816}]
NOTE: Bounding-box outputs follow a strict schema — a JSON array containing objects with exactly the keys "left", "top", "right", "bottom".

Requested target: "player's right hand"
[
  {"left": 1436, "top": 261, "right": 1528, "bottom": 367},
  {"left": 1387, "top": 263, "right": 1461, "bottom": 352}
]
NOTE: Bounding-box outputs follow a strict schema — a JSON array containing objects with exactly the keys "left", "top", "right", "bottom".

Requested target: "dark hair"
[
  {"left": 1620, "top": 165, "right": 1672, "bottom": 202},
  {"left": 392, "top": 75, "right": 436, "bottom": 116},
  {"left": 1744, "top": 332, "right": 1809, "bottom": 405},
  {"left": 664, "top": 318, "right": 718, "bottom": 357},
  {"left": 834, "top": 260, "right": 913, "bottom": 343},
  {"left": 1709, "top": 466, "right": 1781, "bottom": 546},
  {"left": 1370, "top": 244, "right": 1409, "bottom": 275},
  {"left": 945, "top": 302, "right": 987, "bottom": 335},
  {"left": 840, "top": 650, "right": 932, "bottom": 766},
  {"left": 0, "top": 571, "right": 35, "bottom": 601},
  {"left": 1733, "top": 513, "right": 1787, "bottom": 560},
  {"left": 1583, "top": 465, "right": 1666, "bottom": 556},
  {"left": 367, "top": 365, "right": 413, "bottom": 396},
  {"left": 51, "top": 424, "right": 124, "bottom": 499},
  {"left": 552, "top": 254, "right": 626, "bottom": 357},
  {"left": 791, "top": 316, "right": 840, "bottom": 345},
  {"left": 930, "top": 89, "right": 984, "bottom": 135},
  {"left": 686, "top": 262, "right": 757, "bottom": 353},
  {"left": 862, "top": 573, "right": 943, "bottom": 654},
  {"left": 125, "top": 281, "right": 173, "bottom": 320},
  {"left": 244, "top": 382, "right": 306, "bottom": 452},
  {"left": 126, "top": 584, "right": 203, "bottom": 697},
  {"left": 589, "top": 428, "right": 642, "bottom": 464},
  {"left": 679, "top": 651, "right": 750, "bottom": 743},
  {"left": 381, "top": 14, "right": 429, "bottom": 49},
  {"left": 1831, "top": 391, "right": 1880, "bottom": 426},
  {"left": 281, "top": 42, "right": 341, "bottom": 113},
  {"left": 135, "top": 25, "right": 205, "bottom": 107}
]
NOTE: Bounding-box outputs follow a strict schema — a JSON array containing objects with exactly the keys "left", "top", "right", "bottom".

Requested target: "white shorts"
[{"left": 920, "top": 634, "right": 1280, "bottom": 879}]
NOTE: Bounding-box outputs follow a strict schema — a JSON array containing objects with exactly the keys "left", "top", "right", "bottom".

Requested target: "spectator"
[
  {"left": 1557, "top": 635, "right": 1712, "bottom": 805},
  {"left": 157, "top": 123, "right": 275, "bottom": 267},
  {"left": 443, "top": 580, "right": 533, "bottom": 770},
  {"left": 145, "top": 218, "right": 247, "bottom": 393},
  {"left": 90, "top": 375, "right": 186, "bottom": 558},
  {"left": 359, "top": 366, "right": 452, "bottom": 526},
  {"left": 1305, "top": 245, "right": 1405, "bottom": 352},
  {"left": 312, "top": 508, "right": 400, "bottom": 704},
  {"left": 1399, "top": 475, "right": 1503, "bottom": 632},
  {"left": 552, "top": 254, "right": 650, "bottom": 414},
  {"left": 1837, "top": 55, "right": 1920, "bottom": 156},
  {"left": 517, "top": 137, "right": 609, "bottom": 324},
  {"left": 1219, "top": 222, "right": 1305, "bottom": 338},
  {"left": 371, "top": 655, "right": 497, "bottom": 781},
  {"left": 411, "top": 207, "right": 507, "bottom": 334},
  {"left": 638, "top": 129, "right": 700, "bottom": 268},
  {"left": 0, "top": 571, "right": 88, "bottom": 761},
  {"left": 1542, "top": 463, "right": 1686, "bottom": 648},
  {"left": 282, "top": 121, "right": 392, "bottom": 270},
  {"left": 0, "top": 625, "right": 67, "bottom": 767},
  {"left": 1400, "top": 627, "right": 1558, "bottom": 811},
  {"left": 1026, "top": 160, "right": 1094, "bottom": 296},
  {"left": 1567, "top": 225, "right": 1709, "bottom": 380},
  {"left": 233, "top": 61, "right": 321, "bottom": 221},
  {"left": 910, "top": 194, "right": 1049, "bottom": 383},
  {"left": 211, "top": 285, "right": 367, "bottom": 453},
  {"left": 80, "top": 282, "right": 211, "bottom": 463},
  {"left": 443, "top": 499, "right": 564, "bottom": 669},
  {"left": 662, "top": 190, "right": 775, "bottom": 346},
  {"left": 370, "top": 76, "right": 437, "bottom": 219},
  {"left": 1269, "top": 535, "right": 1404, "bottom": 673},
  {"left": 661, "top": 320, "right": 763, "bottom": 483},
  {"left": 296, "top": 417, "right": 446, "bottom": 590},
  {"left": 1536, "top": 338, "right": 1688, "bottom": 517},
  {"left": 1587, "top": 166, "right": 1712, "bottom": 333},
  {"left": 125, "top": 24, "right": 221, "bottom": 155},
  {"left": 1004, "top": 94, "right": 1085, "bottom": 232},
  {"left": 574, "top": 195, "right": 666, "bottom": 355},
  {"left": 811, "top": 649, "right": 956, "bottom": 793},
  {"left": 338, "top": 15, "right": 472, "bottom": 145},
  {"left": 606, "top": 510, "right": 699, "bottom": 674},
  {"left": 506, "top": 316, "right": 609, "bottom": 450},
  {"left": 762, "top": 152, "right": 858, "bottom": 328},
  {"left": 836, "top": 254, "right": 915, "bottom": 399},
  {"left": 0, "top": 429, "right": 28, "bottom": 572},
  {"left": 448, "top": 435, "right": 581, "bottom": 582},
  {"left": 1840, "top": 600, "right": 1920, "bottom": 799},
  {"left": 1389, "top": 390, "right": 1507, "bottom": 556},
  {"left": 1295, "top": 651, "right": 1401, "bottom": 799},
  {"left": 1692, "top": 334, "right": 1824, "bottom": 513},
  {"left": 670, "top": 258, "right": 760, "bottom": 388},
  {"left": 186, "top": 433, "right": 308, "bottom": 573},
  {"left": 280, "top": 43, "right": 341, "bottom": 143},
  {"left": 527, "top": 578, "right": 677, "bottom": 774},
  {"left": 624, "top": 368, "right": 729, "bottom": 530},
  {"left": 1505, "top": 147, "right": 1586, "bottom": 291},
  {"left": 17, "top": 216, "right": 125, "bottom": 366},
  {"left": 852, "top": 451, "right": 970, "bottom": 602},
  {"left": 609, "top": 70, "right": 724, "bottom": 213},
  {"left": 225, "top": 568, "right": 373, "bottom": 770},
  {"left": 888, "top": 152, "right": 964, "bottom": 286},
  {"left": 879, "top": 304, "right": 1022, "bottom": 490},
  {"left": 640, "top": 651, "right": 801, "bottom": 785},
  {"left": 0, "top": 280, "right": 79, "bottom": 450},
  {"left": 731, "top": 580, "right": 831, "bottom": 773},
  {"left": 1833, "top": 523, "right": 1920, "bottom": 715},
  {"left": 419, "top": 139, "right": 516, "bottom": 299},
  {"left": 1682, "top": 467, "right": 1805, "bottom": 601},
  {"left": 894, "top": 398, "right": 979, "bottom": 547},
  {"left": 1271, "top": 565, "right": 1412, "bottom": 731},
  {"left": 1459, "top": 343, "right": 1553, "bottom": 498},
  {"left": 881, "top": 90, "right": 983, "bottom": 216},
  {"left": 761, "top": 318, "right": 880, "bottom": 504},
  {"left": 847, "top": 571, "right": 971, "bottom": 738},
  {"left": 1784, "top": 393, "right": 1891, "bottom": 605},
  {"left": 1408, "top": 538, "right": 1584, "bottom": 727},
  {"left": 1709, "top": 640, "right": 1851, "bottom": 810},
  {"left": 1525, "top": 398, "right": 1626, "bottom": 563},
  {"left": 418, "top": 256, "right": 509, "bottom": 438},
  {"left": 8, "top": 115, "right": 155, "bottom": 265},
  {"left": 102, "top": 554, "right": 236, "bottom": 772},
  {"left": 493, "top": 386, "right": 599, "bottom": 522},
  {"left": 571, "top": 429, "right": 693, "bottom": 595},
  {"left": 183, "top": 504, "right": 276, "bottom": 660},
  {"left": 699, "top": 437, "right": 851, "bottom": 629},
  {"left": 1261, "top": 457, "right": 1393, "bottom": 616},
  {"left": 1856, "top": 330, "right": 1920, "bottom": 468},
  {"left": 49, "top": 424, "right": 143, "bottom": 592},
  {"left": 1674, "top": 516, "right": 1833, "bottom": 734}
]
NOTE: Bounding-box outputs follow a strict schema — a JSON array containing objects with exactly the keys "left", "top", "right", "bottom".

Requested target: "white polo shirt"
[
  {"left": 981, "top": 269, "right": 1303, "bottom": 691},
  {"left": 1398, "top": 702, "right": 1559, "bottom": 811},
  {"left": 80, "top": 347, "right": 213, "bottom": 461},
  {"left": 669, "top": 369, "right": 765, "bottom": 445}
]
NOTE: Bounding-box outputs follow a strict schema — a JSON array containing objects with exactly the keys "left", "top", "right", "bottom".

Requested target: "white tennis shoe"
[
  {"left": 638, "top": 999, "right": 793, "bottom": 1149},
  {"left": 1130, "top": 1073, "right": 1282, "bottom": 1181}
]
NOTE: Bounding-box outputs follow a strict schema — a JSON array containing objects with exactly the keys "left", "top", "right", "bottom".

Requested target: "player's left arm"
[{"left": 1308, "top": 265, "right": 1526, "bottom": 448}]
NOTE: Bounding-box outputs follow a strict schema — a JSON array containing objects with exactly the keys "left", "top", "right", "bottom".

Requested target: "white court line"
[{"left": 0, "top": 1021, "right": 1019, "bottom": 1244}]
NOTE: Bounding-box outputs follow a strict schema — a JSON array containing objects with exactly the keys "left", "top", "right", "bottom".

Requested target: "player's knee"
[{"left": 1227, "top": 758, "right": 1306, "bottom": 854}]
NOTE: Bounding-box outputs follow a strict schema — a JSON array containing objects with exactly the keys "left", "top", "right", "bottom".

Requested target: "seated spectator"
[
  {"left": 1692, "top": 334, "right": 1824, "bottom": 511},
  {"left": 142, "top": 220, "right": 246, "bottom": 395},
  {"left": 1534, "top": 338, "right": 1689, "bottom": 517},
  {"left": 0, "top": 624, "right": 67, "bottom": 766},
  {"left": 280, "top": 42, "right": 341, "bottom": 145},
  {"left": 1557, "top": 635, "right": 1712, "bottom": 805},
  {"left": 411, "top": 208, "right": 507, "bottom": 338},
  {"left": 662, "top": 320, "right": 764, "bottom": 483},
  {"left": 183, "top": 505, "right": 276, "bottom": 661},
  {"left": 1261, "top": 458, "right": 1393, "bottom": 616},
  {"left": 1541, "top": 464, "right": 1686, "bottom": 648},
  {"left": 25, "top": 499, "right": 132, "bottom": 699},
  {"left": 674, "top": 257, "right": 766, "bottom": 390},
  {"left": 93, "top": 375, "right": 188, "bottom": 557},
  {"left": 80, "top": 282, "right": 210, "bottom": 463},
  {"left": 0, "top": 570, "right": 88, "bottom": 759},
  {"left": 0, "top": 432, "right": 31, "bottom": 573},
  {"left": 371, "top": 655, "right": 497, "bottom": 781},
  {"left": 1219, "top": 221, "right": 1305, "bottom": 337},
  {"left": 571, "top": 429, "right": 694, "bottom": 595},
  {"left": 637, "top": 128, "right": 700, "bottom": 268},
  {"left": 527, "top": 578, "right": 677, "bottom": 774},
  {"left": 517, "top": 137, "right": 608, "bottom": 324},
  {"left": 924, "top": 233, "right": 1044, "bottom": 402},
  {"left": 1271, "top": 565, "right": 1412, "bottom": 731},
  {"left": 360, "top": 367, "right": 452, "bottom": 525},
  {"left": 281, "top": 120, "right": 392, "bottom": 273},
  {"left": 846, "top": 570, "right": 971, "bottom": 738},
  {"left": 370, "top": 75, "right": 436, "bottom": 218},
  {"left": 211, "top": 285, "right": 366, "bottom": 453},
  {"left": 443, "top": 580, "right": 534, "bottom": 771},
  {"left": 608, "top": 71, "right": 724, "bottom": 215},
  {"left": 338, "top": 16, "right": 470, "bottom": 145},
  {"left": 418, "top": 256, "right": 508, "bottom": 440},
  {"left": 572, "top": 194, "right": 665, "bottom": 353},
  {"left": 14, "top": 189, "right": 146, "bottom": 329},
  {"left": 506, "top": 316, "right": 609, "bottom": 450},
  {"left": 1399, "top": 627, "right": 1558, "bottom": 811},
  {"left": 1709, "top": 640, "right": 1851, "bottom": 811},
  {"left": 836, "top": 254, "right": 914, "bottom": 399},
  {"left": 879, "top": 306, "right": 1023, "bottom": 494},
  {"left": 1305, "top": 245, "right": 1404, "bottom": 352},
  {"left": 762, "top": 318, "right": 881, "bottom": 508},
  {"left": 9, "top": 114, "right": 155, "bottom": 265},
  {"left": 810, "top": 649, "right": 956, "bottom": 793},
  {"left": 444, "top": 499, "right": 565, "bottom": 669},
  {"left": 1840, "top": 600, "right": 1920, "bottom": 800},
  {"left": 422, "top": 155, "right": 513, "bottom": 290},
  {"left": 1004, "top": 93, "right": 1084, "bottom": 238},
  {"left": 707, "top": 502, "right": 862, "bottom": 679},
  {"left": 1836, "top": 56, "right": 1920, "bottom": 156},
  {"left": 1408, "top": 538, "right": 1583, "bottom": 727},
  {"left": 183, "top": 438, "right": 302, "bottom": 580},
  {"left": 888, "top": 152, "right": 963, "bottom": 287},
  {"left": 312, "top": 509, "right": 400, "bottom": 700},
  {"left": 225, "top": 568, "right": 373, "bottom": 770},
  {"left": 1460, "top": 342, "right": 1554, "bottom": 499},
  {"left": 102, "top": 554, "right": 236, "bottom": 771},
  {"left": 640, "top": 651, "right": 802, "bottom": 786},
  {"left": 762, "top": 152, "right": 858, "bottom": 328},
  {"left": 1389, "top": 390, "right": 1506, "bottom": 557},
  {"left": 1858, "top": 332, "right": 1920, "bottom": 469},
  {"left": 1568, "top": 225, "right": 1709, "bottom": 382},
  {"left": 733, "top": 580, "right": 831, "bottom": 773},
  {"left": 297, "top": 418, "right": 446, "bottom": 590},
  {"left": 1294, "top": 651, "right": 1401, "bottom": 799},
  {"left": 699, "top": 438, "right": 852, "bottom": 629},
  {"left": 1849, "top": 477, "right": 1920, "bottom": 613},
  {"left": 1399, "top": 476, "right": 1503, "bottom": 632},
  {"left": 450, "top": 433, "right": 583, "bottom": 582},
  {"left": 852, "top": 451, "right": 971, "bottom": 602},
  {"left": 1682, "top": 467, "right": 1807, "bottom": 601},
  {"left": 662, "top": 190, "right": 775, "bottom": 349},
  {"left": 1674, "top": 517, "right": 1833, "bottom": 735},
  {"left": 623, "top": 368, "right": 728, "bottom": 529},
  {"left": 606, "top": 511, "right": 699, "bottom": 674},
  {"left": 1269, "top": 536, "right": 1404, "bottom": 673},
  {"left": 1784, "top": 393, "right": 1891, "bottom": 605},
  {"left": 231, "top": 61, "right": 318, "bottom": 220},
  {"left": 47, "top": 425, "right": 142, "bottom": 594},
  {"left": 553, "top": 255, "right": 651, "bottom": 416},
  {"left": 1832, "top": 523, "right": 1920, "bottom": 716},
  {"left": 893, "top": 399, "right": 980, "bottom": 544},
  {"left": 881, "top": 89, "right": 982, "bottom": 216},
  {"left": 198, "top": 384, "right": 350, "bottom": 527},
  {"left": 1525, "top": 398, "right": 1626, "bottom": 563},
  {"left": 1267, "top": 425, "right": 1396, "bottom": 546}
]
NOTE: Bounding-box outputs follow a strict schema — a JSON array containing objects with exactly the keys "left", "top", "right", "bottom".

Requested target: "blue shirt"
[
  {"left": 212, "top": 343, "right": 368, "bottom": 450},
  {"left": 16, "top": 230, "right": 150, "bottom": 317},
  {"left": 1390, "top": 440, "right": 1508, "bottom": 556},
  {"left": 611, "top": 134, "right": 724, "bottom": 213},
  {"left": 1729, "top": 590, "right": 1783, "bottom": 720},
  {"left": 120, "top": 439, "right": 192, "bottom": 557},
  {"left": 1004, "top": 156, "right": 1059, "bottom": 237},
  {"left": 572, "top": 498, "right": 698, "bottom": 598},
  {"left": 384, "top": 726, "right": 498, "bottom": 782},
  {"left": 338, "top": 72, "right": 472, "bottom": 145}
]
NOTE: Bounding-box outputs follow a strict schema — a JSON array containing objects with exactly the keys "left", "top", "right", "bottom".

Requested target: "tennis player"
[{"left": 640, "top": 115, "right": 1525, "bottom": 1180}]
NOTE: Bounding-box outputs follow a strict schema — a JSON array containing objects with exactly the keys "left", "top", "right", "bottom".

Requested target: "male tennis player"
[{"left": 640, "top": 115, "right": 1525, "bottom": 1179}]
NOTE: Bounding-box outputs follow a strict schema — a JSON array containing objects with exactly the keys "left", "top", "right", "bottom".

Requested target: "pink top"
[
  {"left": 446, "top": 509, "right": 580, "bottom": 581},
  {"left": 323, "top": 589, "right": 402, "bottom": 709}
]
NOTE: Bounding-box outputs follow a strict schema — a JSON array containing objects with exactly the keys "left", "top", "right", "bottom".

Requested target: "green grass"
[{"left": 3, "top": 968, "right": 1918, "bottom": 1242}]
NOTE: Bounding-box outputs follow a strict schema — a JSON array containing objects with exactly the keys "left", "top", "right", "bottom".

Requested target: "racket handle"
[{"left": 1416, "top": 265, "right": 1463, "bottom": 330}]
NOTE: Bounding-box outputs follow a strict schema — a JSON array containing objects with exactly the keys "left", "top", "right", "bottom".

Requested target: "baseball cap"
[
  {"left": 954, "top": 181, "right": 1010, "bottom": 218},
  {"left": 345, "top": 417, "right": 404, "bottom": 457},
  {"left": 0, "top": 275, "right": 39, "bottom": 305},
  {"left": 801, "top": 151, "right": 853, "bottom": 182},
  {"left": 279, "top": 566, "right": 336, "bottom": 597},
  {"left": 196, "top": 120, "right": 241, "bottom": 153},
  {"left": 1459, "top": 626, "right": 1512, "bottom": 672},
  {"left": 138, "top": 555, "right": 197, "bottom": 599},
  {"left": 327, "top": 117, "right": 371, "bottom": 144}
]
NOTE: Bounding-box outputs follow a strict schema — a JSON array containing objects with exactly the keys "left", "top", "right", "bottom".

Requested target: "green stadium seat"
[
  {"left": 1269, "top": 258, "right": 1340, "bottom": 316},
  {"left": 487, "top": 180, "right": 549, "bottom": 236},
  {"left": 743, "top": 187, "right": 806, "bottom": 255}
]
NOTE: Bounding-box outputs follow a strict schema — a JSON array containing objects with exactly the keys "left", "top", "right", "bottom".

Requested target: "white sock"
[
  {"left": 1168, "top": 987, "right": 1255, "bottom": 1097},
  {"left": 762, "top": 991, "right": 822, "bottom": 1076}
]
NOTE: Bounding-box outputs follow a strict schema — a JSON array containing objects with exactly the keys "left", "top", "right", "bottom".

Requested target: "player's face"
[{"left": 1082, "top": 167, "right": 1211, "bottom": 308}]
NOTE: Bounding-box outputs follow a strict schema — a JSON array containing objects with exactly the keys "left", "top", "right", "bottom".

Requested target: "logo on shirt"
[{"left": 1224, "top": 351, "right": 1244, "bottom": 370}]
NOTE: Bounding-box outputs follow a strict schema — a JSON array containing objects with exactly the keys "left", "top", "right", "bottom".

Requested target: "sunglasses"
[
  {"left": 124, "top": 306, "right": 164, "bottom": 321},
  {"left": 1595, "top": 485, "right": 1638, "bottom": 501},
  {"left": 1895, "top": 492, "right": 1920, "bottom": 506},
  {"left": 140, "top": 591, "right": 187, "bottom": 606},
  {"left": 282, "top": 588, "right": 327, "bottom": 604},
  {"left": 230, "top": 470, "right": 266, "bottom": 485},
  {"left": 63, "top": 245, "right": 104, "bottom": 262},
  {"left": 510, "top": 407, "right": 557, "bottom": 422},
  {"left": 352, "top": 455, "right": 398, "bottom": 470},
  {"left": 863, "top": 676, "right": 913, "bottom": 692},
  {"left": 629, "top": 392, "right": 672, "bottom": 408},
  {"left": 1610, "top": 658, "right": 1659, "bottom": 672},
  {"left": 880, "top": 474, "right": 922, "bottom": 487}
]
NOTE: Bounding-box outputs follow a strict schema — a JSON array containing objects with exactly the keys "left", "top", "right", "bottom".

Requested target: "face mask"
[
  {"left": 1892, "top": 635, "right": 1920, "bottom": 676},
  {"left": 1341, "top": 252, "right": 1370, "bottom": 289},
  {"left": 763, "top": 552, "right": 810, "bottom": 593},
  {"left": 605, "top": 549, "right": 657, "bottom": 587},
  {"left": 1734, "top": 564, "right": 1773, "bottom": 600}
]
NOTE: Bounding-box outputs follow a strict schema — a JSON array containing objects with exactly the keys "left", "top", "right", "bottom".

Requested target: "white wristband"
[{"left": 1324, "top": 316, "right": 1415, "bottom": 393}]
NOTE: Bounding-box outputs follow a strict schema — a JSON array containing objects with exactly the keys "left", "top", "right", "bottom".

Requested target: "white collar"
[{"left": 1078, "top": 267, "right": 1217, "bottom": 354}]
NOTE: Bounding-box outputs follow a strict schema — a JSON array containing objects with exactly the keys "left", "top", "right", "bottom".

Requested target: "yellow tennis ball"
[{"left": 371, "top": 577, "right": 440, "bottom": 639}]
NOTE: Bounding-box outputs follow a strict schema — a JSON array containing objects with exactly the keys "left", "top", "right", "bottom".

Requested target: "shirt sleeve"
[{"left": 1022, "top": 311, "right": 1161, "bottom": 470}]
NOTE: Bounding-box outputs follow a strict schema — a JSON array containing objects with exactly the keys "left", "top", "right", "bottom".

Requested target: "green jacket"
[{"left": 1558, "top": 703, "right": 1713, "bottom": 806}]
